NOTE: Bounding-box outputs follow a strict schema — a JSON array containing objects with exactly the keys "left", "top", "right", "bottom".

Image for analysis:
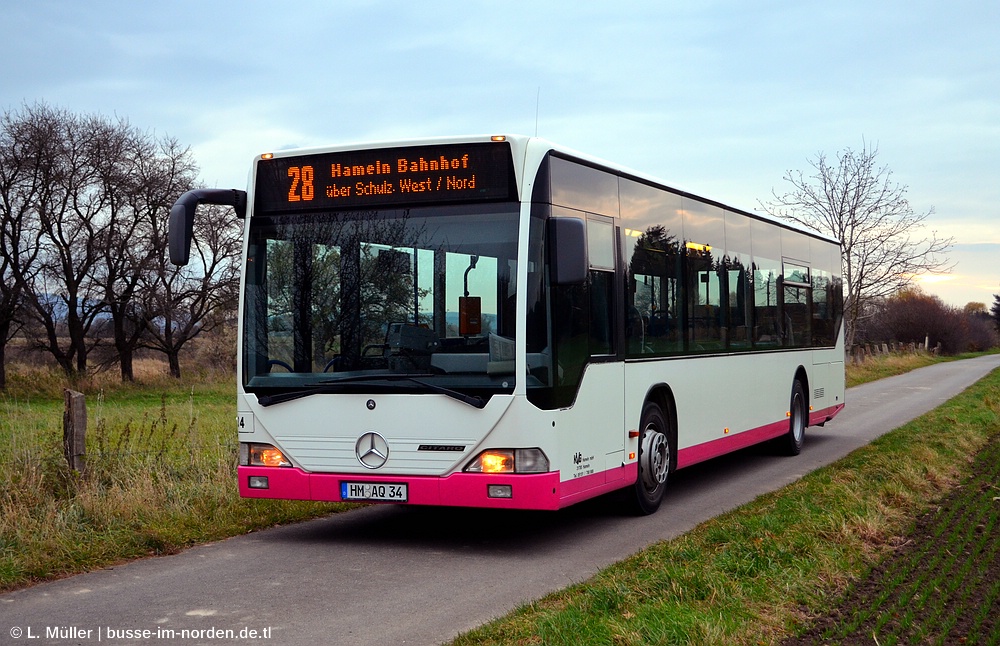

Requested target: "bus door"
[{"left": 585, "top": 217, "right": 626, "bottom": 481}]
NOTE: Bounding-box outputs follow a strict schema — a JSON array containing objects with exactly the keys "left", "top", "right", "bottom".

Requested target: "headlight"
[
  {"left": 464, "top": 448, "right": 549, "bottom": 474},
  {"left": 240, "top": 443, "right": 292, "bottom": 467}
]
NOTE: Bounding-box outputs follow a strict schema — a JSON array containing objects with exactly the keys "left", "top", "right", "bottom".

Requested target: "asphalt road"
[{"left": 4, "top": 354, "right": 1000, "bottom": 646}]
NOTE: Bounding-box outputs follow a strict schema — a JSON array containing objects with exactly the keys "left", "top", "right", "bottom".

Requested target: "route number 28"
[{"left": 287, "top": 165, "right": 315, "bottom": 202}]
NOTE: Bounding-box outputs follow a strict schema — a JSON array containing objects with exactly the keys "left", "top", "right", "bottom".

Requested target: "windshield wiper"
[
  {"left": 256, "top": 374, "right": 486, "bottom": 409},
  {"left": 403, "top": 377, "right": 486, "bottom": 409}
]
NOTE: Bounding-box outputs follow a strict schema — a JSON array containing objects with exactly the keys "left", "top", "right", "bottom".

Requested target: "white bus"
[{"left": 169, "top": 135, "right": 844, "bottom": 514}]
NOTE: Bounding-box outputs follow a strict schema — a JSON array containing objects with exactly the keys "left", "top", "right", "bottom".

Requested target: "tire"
[
  {"left": 631, "top": 401, "right": 671, "bottom": 515},
  {"left": 781, "top": 379, "right": 807, "bottom": 456}
]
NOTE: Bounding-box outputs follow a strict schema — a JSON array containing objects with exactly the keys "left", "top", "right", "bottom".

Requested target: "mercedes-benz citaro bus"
[{"left": 168, "top": 134, "right": 844, "bottom": 515}]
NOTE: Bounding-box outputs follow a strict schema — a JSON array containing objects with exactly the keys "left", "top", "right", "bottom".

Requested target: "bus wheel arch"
[
  {"left": 794, "top": 366, "right": 809, "bottom": 409},
  {"left": 630, "top": 385, "right": 677, "bottom": 515}
]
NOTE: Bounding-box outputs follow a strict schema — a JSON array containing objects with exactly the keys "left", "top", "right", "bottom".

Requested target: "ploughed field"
[{"left": 783, "top": 429, "right": 1000, "bottom": 645}]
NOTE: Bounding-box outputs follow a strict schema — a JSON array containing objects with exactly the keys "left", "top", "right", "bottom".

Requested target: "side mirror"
[
  {"left": 548, "top": 217, "right": 588, "bottom": 286},
  {"left": 168, "top": 189, "right": 247, "bottom": 265}
]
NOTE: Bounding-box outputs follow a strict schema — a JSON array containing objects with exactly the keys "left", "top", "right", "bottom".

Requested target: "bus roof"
[{"left": 255, "top": 134, "right": 841, "bottom": 246}]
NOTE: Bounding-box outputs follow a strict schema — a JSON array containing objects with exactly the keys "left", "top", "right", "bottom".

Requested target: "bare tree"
[
  {"left": 0, "top": 251, "right": 22, "bottom": 389},
  {"left": 1, "top": 104, "right": 208, "bottom": 382},
  {"left": 761, "top": 142, "right": 953, "bottom": 348},
  {"left": 0, "top": 109, "right": 45, "bottom": 389},
  {"left": 0, "top": 206, "right": 31, "bottom": 389},
  {"left": 89, "top": 122, "right": 198, "bottom": 381},
  {"left": 0, "top": 104, "right": 107, "bottom": 375},
  {"left": 142, "top": 203, "right": 241, "bottom": 378}
]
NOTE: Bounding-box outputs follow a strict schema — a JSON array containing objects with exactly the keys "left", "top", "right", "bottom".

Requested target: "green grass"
[
  {"left": 0, "top": 361, "right": 348, "bottom": 592},
  {"left": 846, "top": 351, "right": 944, "bottom": 387},
  {"left": 451, "top": 361, "right": 1000, "bottom": 645}
]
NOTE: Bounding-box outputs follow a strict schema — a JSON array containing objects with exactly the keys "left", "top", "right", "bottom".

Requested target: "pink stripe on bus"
[
  {"left": 239, "top": 467, "right": 564, "bottom": 510},
  {"left": 676, "top": 403, "right": 845, "bottom": 469}
]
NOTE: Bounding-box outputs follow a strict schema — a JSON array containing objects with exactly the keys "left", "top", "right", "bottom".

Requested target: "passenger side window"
[
  {"left": 620, "top": 179, "right": 684, "bottom": 357},
  {"left": 682, "top": 201, "right": 725, "bottom": 351},
  {"left": 781, "top": 260, "right": 811, "bottom": 347}
]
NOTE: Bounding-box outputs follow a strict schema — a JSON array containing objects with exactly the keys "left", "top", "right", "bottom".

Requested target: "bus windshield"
[{"left": 242, "top": 203, "right": 521, "bottom": 398}]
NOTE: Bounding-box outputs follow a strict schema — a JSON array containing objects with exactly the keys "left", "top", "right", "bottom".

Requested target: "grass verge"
[
  {"left": 450, "top": 365, "right": 1000, "bottom": 645},
  {"left": 0, "top": 361, "right": 348, "bottom": 592},
  {"left": 841, "top": 350, "right": 1000, "bottom": 388},
  {"left": 785, "top": 421, "right": 1000, "bottom": 644},
  {"left": 845, "top": 352, "right": 944, "bottom": 387}
]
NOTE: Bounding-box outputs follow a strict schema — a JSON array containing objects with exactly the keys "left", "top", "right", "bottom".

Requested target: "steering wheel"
[{"left": 267, "top": 359, "right": 294, "bottom": 373}]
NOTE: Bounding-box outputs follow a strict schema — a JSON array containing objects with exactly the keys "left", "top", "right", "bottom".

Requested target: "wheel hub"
[
  {"left": 792, "top": 392, "right": 805, "bottom": 442},
  {"left": 640, "top": 427, "right": 669, "bottom": 489}
]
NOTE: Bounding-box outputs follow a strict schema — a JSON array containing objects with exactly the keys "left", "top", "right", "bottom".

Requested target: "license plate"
[{"left": 341, "top": 481, "right": 408, "bottom": 502}]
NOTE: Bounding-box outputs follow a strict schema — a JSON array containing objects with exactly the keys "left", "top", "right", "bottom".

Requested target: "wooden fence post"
[{"left": 63, "top": 389, "right": 86, "bottom": 474}]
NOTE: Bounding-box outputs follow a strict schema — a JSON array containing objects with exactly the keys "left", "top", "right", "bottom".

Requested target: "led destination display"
[{"left": 254, "top": 142, "right": 517, "bottom": 212}]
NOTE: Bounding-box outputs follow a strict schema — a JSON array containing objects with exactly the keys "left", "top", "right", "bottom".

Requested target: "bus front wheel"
[{"left": 631, "top": 401, "right": 670, "bottom": 515}]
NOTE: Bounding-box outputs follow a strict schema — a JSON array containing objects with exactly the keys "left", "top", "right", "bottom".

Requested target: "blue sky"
[{"left": 3, "top": 0, "right": 997, "bottom": 307}]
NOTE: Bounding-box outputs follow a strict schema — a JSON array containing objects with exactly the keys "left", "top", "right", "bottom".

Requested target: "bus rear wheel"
[
  {"left": 631, "top": 402, "right": 670, "bottom": 515},
  {"left": 780, "top": 379, "right": 807, "bottom": 456}
]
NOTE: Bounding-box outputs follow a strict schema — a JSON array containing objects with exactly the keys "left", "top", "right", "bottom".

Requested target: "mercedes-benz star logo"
[{"left": 355, "top": 432, "right": 389, "bottom": 469}]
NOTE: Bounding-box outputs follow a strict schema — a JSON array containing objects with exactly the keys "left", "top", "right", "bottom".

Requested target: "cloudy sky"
[{"left": 3, "top": 0, "right": 997, "bottom": 307}]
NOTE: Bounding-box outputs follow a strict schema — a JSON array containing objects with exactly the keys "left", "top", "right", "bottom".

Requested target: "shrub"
[{"left": 861, "top": 289, "right": 997, "bottom": 354}]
